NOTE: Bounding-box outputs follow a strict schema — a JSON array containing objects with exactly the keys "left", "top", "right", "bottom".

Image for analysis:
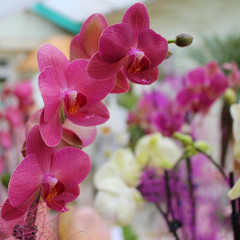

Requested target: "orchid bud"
[
  {"left": 173, "top": 132, "right": 193, "bottom": 146},
  {"left": 176, "top": 34, "right": 193, "bottom": 47},
  {"left": 224, "top": 88, "right": 236, "bottom": 105},
  {"left": 194, "top": 140, "right": 211, "bottom": 154}
]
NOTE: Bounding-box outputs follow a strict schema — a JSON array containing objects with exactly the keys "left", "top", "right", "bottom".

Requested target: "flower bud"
[
  {"left": 176, "top": 34, "right": 193, "bottom": 47},
  {"left": 173, "top": 132, "right": 193, "bottom": 145},
  {"left": 194, "top": 140, "right": 211, "bottom": 154},
  {"left": 224, "top": 88, "right": 236, "bottom": 105}
]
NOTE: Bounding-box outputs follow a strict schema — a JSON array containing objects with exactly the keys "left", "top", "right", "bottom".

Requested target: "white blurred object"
[{"left": 0, "top": 0, "right": 45, "bottom": 18}]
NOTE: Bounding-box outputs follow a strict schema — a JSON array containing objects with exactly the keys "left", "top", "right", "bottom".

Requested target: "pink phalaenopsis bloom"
[
  {"left": 38, "top": 43, "right": 115, "bottom": 146},
  {"left": 223, "top": 61, "right": 240, "bottom": 87},
  {"left": 176, "top": 61, "right": 228, "bottom": 113},
  {"left": 70, "top": 13, "right": 129, "bottom": 93},
  {"left": 87, "top": 3, "right": 168, "bottom": 85},
  {"left": 26, "top": 109, "right": 97, "bottom": 149},
  {"left": 1, "top": 125, "right": 91, "bottom": 220}
]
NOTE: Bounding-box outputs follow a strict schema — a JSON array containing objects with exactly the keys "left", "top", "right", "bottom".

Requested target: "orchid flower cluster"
[
  {"left": 94, "top": 60, "right": 240, "bottom": 239},
  {"left": 0, "top": 2, "right": 195, "bottom": 239}
]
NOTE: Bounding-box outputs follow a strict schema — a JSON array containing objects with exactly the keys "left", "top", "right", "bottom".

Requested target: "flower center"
[
  {"left": 126, "top": 49, "right": 150, "bottom": 74},
  {"left": 64, "top": 90, "right": 87, "bottom": 115},
  {"left": 42, "top": 174, "right": 64, "bottom": 202}
]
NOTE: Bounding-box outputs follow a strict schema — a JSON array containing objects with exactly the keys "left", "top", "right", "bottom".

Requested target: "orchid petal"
[
  {"left": 228, "top": 177, "right": 240, "bottom": 200},
  {"left": 29, "top": 122, "right": 57, "bottom": 168},
  {"left": 187, "top": 68, "right": 206, "bottom": 87},
  {"left": 38, "top": 67, "right": 62, "bottom": 122},
  {"left": 99, "top": 23, "right": 133, "bottom": 63},
  {"left": 66, "top": 60, "right": 115, "bottom": 103},
  {"left": 122, "top": 3, "right": 149, "bottom": 46},
  {"left": 70, "top": 14, "right": 108, "bottom": 61},
  {"left": 37, "top": 43, "right": 69, "bottom": 89},
  {"left": 39, "top": 109, "right": 62, "bottom": 147},
  {"left": 110, "top": 71, "right": 130, "bottom": 94},
  {"left": 52, "top": 147, "right": 91, "bottom": 185},
  {"left": 62, "top": 120, "right": 97, "bottom": 148},
  {"left": 8, "top": 154, "right": 42, "bottom": 207},
  {"left": 124, "top": 66, "right": 159, "bottom": 85},
  {"left": 138, "top": 28, "right": 168, "bottom": 67},
  {"left": 87, "top": 53, "right": 122, "bottom": 80},
  {"left": 64, "top": 101, "right": 109, "bottom": 126},
  {"left": 1, "top": 197, "right": 34, "bottom": 221}
]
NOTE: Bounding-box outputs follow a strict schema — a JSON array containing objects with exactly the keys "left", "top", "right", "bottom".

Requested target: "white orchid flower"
[
  {"left": 94, "top": 148, "right": 141, "bottom": 188},
  {"left": 230, "top": 104, "right": 240, "bottom": 161},
  {"left": 94, "top": 178, "right": 142, "bottom": 225},
  {"left": 228, "top": 177, "right": 240, "bottom": 200},
  {"left": 135, "top": 132, "right": 182, "bottom": 169}
]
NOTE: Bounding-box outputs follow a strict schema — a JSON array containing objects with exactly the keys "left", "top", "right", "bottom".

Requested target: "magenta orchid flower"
[
  {"left": 176, "top": 61, "right": 228, "bottom": 113},
  {"left": 1, "top": 125, "right": 91, "bottom": 220},
  {"left": 38, "top": 43, "right": 114, "bottom": 146},
  {"left": 87, "top": 3, "right": 168, "bottom": 85},
  {"left": 26, "top": 109, "right": 97, "bottom": 149},
  {"left": 70, "top": 13, "right": 129, "bottom": 93}
]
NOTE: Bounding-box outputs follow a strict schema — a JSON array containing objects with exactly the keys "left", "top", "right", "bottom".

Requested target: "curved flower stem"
[
  {"left": 155, "top": 203, "right": 180, "bottom": 240},
  {"left": 195, "top": 148, "right": 228, "bottom": 180},
  {"left": 186, "top": 157, "right": 196, "bottom": 240},
  {"left": 164, "top": 170, "right": 174, "bottom": 217}
]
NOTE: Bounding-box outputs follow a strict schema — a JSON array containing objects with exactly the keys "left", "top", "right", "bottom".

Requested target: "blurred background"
[{"left": 0, "top": 0, "right": 240, "bottom": 86}]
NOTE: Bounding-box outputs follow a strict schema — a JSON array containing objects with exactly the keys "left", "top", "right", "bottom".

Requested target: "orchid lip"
[
  {"left": 129, "top": 48, "right": 145, "bottom": 60},
  {"left": 43, "top": 174, "right": 58, "bottom": 187}
]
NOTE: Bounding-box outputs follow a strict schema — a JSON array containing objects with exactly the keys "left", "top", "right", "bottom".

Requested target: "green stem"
[
  {"left": 195, "top": 147, "right": 228, "bottom": 180},
  {"left": 168, "top": 39, "right": 176, "bottom": 44}
]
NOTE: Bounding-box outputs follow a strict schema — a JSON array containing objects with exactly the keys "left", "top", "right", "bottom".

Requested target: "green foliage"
[
  {"left": 117, "top": 91, "right": 139, "bottom": 110},
  {"left": 189, "top": 33, "right": 240, "bottom": 67},
  {"left": 1, "top": 172, "right": 11, "bottom": 189},
  {"left": 128, "top": 125, "right": 146, "bottom": 150},
  {"left": 122, "top": 225, "right": 138, "bottom": 240}
]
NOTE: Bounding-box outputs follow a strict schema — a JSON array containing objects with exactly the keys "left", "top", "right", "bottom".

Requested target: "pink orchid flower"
[
  {"left": 0, "top": 129, "right": 12, "bottom": 149},
  {"left": 87, "top": 3, "right": 168, "bottom": 85},
  {"left": 1, "top": 125, "right": 91, "bottom": 220},
  {"left": 38, "top": 43, "right": 114, "bottom": 146},
  {"left": 70, "top": 13, "right": 129, "bottom": 93},
  {"left": 176, "top": 61, "right": 228, "bottom": 113},
  {"left": 223, "top": 61, "right": 240, "bottom": 87},
  {"left": 26, "top": 109, "right": 97, "bottom": 150}
]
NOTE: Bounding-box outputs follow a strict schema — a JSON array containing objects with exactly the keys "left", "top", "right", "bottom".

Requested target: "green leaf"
[{"left": 122, "top": 225, "right": 138, "bottom": 240}]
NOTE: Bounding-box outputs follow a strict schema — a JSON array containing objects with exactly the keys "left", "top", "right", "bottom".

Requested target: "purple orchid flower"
[
  {"left": 176, "top": 61, "right": 228, "bottom": 113},
  {"left": 87, "top": 3, "right": 168, "bottom": 85}
]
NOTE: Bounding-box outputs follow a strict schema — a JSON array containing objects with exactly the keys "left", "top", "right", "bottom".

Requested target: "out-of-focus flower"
[
  {"left": 223, "top": 61, "right": 240, "bottom": 87},
  {"left": 87, "top": 3, "right": 168, "bottom": 85},
  {"left": 37, "top": 43, "right": 114, "bottom": 146},
  {"left": 135, "top": 132, "right": 183, "bottom": 169},
  {"left": 70, "top": 13, "right": 129, "bottom": 94},
  {"left": 228, "top": 177, "right": 240, "bottom": 200},
  {"left": 0, "top": 129, "right": 12, "bottom": 150},
  {"left": 59, "top": 206, "right": 111, "bottom": 240},
  {"left": 94, "top": 148, "right": 141, "bottom": 188},
  {"left": 128, "top": 90, "right": 184, "bottom": 136},
  {"left": 14, "top": 80, "right": 34, "bottom": 111},
  {"left": 1, "top": 125, "right": 91, "bottom": 220},
  {"left": 176, "top": 61, "right": 228, "bottom": 113},
  {"left": 94, "top": 178, "right": 142, "bottom": 225},
  {"left": 230, "top": 103, "right": 240, "bottom": 162}
]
